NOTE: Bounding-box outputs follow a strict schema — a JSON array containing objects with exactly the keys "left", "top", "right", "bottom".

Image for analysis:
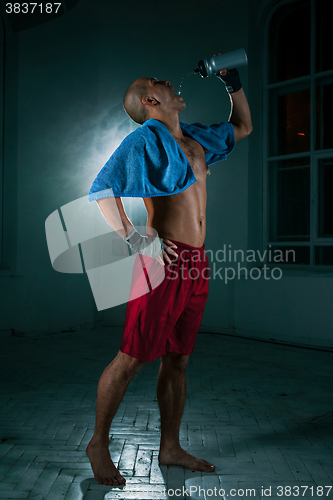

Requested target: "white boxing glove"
[{"left": 124, "top": 227, "right": 165, "bottom": 259}]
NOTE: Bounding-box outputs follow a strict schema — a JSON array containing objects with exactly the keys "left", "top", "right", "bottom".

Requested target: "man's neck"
[{"left": 148, "top": 113, "right": 184, "bottom": 141}]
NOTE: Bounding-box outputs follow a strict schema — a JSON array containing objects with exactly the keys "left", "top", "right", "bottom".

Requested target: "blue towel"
[{"left": 88, "top": 118, "right": 235, "bottom": 201}]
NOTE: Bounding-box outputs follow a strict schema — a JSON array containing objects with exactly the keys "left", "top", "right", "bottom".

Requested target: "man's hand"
[
  {"left": 213, "top": 52, "right": 242, "bottom": 93},
  {"left": 161, "top": 239, "right": 178, "bottom": 266},
  {"left": 216, "top": 68, "right": 242, "bottom": 94},
  {"left": 125, "top": 229, "right": 178, "bottom": 266}
]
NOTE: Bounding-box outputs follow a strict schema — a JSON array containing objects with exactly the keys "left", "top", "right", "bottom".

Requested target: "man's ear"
[{"left": 142, "top": 96, "right": 158, "bottom": 106}]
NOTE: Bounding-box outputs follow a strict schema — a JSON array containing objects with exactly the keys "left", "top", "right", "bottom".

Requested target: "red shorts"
[{"left": 120, "top": 237, "right": 209, "bottom": 362}]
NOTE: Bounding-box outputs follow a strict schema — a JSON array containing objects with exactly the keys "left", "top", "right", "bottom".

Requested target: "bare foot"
[
  {"left": 158, "top": 446, "right": 215, "bottom": 472},
  {"left": 86, "top": 439, "right": 126, "bottom": 486}
]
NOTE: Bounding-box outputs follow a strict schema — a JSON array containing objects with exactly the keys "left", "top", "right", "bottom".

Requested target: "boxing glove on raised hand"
[
  {"left": 124, "top": 227, "right": 165, "bottom": 259},
  {"left": 216, "top": 68, "right": 242, "bottom": 93}
]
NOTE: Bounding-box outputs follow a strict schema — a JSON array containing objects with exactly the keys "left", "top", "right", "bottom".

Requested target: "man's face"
[{"left": 139, "top": 77, "right": 186, "bottom": 112}]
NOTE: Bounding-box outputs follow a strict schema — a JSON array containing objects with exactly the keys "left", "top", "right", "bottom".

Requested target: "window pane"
[
  {"left": 315, "top": 247, "right": 333, "bottom": 265},
  {"left": 270, "top": 89, "right": 310, "bottom": 156},
  {"left": 267, "top": 246, "right": 310, "bottom": 265},
  {"left": 316, "top": 82, "right": 333, "bottom": 150},
  {"left": 318, "top": 158, "right": 333, "bottom": 237},
  {"left": 269, "top": 0, "right": 311, "bottom": 83},
  {"left": 269, "top": 158, "right": 310, "bottom": 242},
  {"left": 316, "top": 0, "right": 333, "bottom": 72}
]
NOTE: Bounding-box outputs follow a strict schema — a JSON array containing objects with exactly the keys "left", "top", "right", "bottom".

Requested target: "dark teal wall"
[
  {"left": 2, "top": 0, "right": 331, "bottom": 348},
  {"left": 0, "top": 0, "right": 250, "bottom": 333}
]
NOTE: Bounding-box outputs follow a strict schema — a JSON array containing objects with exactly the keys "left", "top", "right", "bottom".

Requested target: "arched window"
[{"left": 264, "top": 0, "right": 333, "bottom": 267}]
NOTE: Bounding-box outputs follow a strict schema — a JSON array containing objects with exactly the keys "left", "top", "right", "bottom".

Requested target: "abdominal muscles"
[{"left": 144, "top": 179, "right": 207, "bottom": 247}]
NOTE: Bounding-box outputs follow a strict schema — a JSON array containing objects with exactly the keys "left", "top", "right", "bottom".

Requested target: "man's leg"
[
  {"left": 86, "top": 351, "right": 145, "bottom": 486},
  {"left": 157, "top": 352, "right": 215, "bottom": 472}
]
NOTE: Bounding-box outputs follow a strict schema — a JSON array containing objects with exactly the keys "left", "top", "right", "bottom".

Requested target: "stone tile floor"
[{"left": 0, "top": 327, "right": 332, "bottom": 499}]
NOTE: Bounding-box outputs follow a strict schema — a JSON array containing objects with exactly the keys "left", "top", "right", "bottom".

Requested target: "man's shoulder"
[
  {"left": 122, "top": 126, "right": 146, "bottom": 145},
  {"left": 112, "top": 127, "right": 146, "bottom": 157}
]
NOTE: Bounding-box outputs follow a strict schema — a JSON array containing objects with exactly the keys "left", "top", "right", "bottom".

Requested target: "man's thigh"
[{"left": 166, "top": 258, "right": 209, "bottom": 355}]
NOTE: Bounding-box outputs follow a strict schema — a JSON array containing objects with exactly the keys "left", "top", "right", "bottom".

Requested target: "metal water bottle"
[{"left": 194, "top": 48, "right": 248, "bottom": 78}]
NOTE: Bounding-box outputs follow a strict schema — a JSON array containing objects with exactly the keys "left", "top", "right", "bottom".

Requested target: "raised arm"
[
  {"left": 216, "top": 65, "right": 253, "bottom": 142},
  {"left": 228, "top": 88, "right": 253, "bottom": 142}
]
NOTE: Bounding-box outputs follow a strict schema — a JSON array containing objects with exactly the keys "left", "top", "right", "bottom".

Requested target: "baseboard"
[{"left": 199, "top": 325, "right": 333, "bottom": 352}]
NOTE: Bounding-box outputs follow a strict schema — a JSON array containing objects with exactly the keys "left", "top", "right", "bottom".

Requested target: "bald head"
[{"left": 123, "top": 78, "right": 150, "bottom": 125}]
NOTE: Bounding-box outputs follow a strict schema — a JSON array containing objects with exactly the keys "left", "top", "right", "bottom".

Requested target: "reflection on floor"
[{"left": 0, "top": 327, "right": 333, "bottom": 500}]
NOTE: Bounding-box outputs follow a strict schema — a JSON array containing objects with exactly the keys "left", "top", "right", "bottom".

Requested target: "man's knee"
[
  {"left": 116, "top": 351, "right": 146, "bottom": 378},
  {"left": 161, "top": 352, "right": 189, "bottom": 372}
]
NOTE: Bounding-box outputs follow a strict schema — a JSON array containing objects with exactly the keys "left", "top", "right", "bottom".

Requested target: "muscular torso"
[{"left": 143, "top": 133, "right": 209, "bottom": 248}]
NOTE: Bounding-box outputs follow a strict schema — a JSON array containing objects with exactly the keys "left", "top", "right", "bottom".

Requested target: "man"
[{"left": 86, "top": 66, "right": 252, "bottom": 486}]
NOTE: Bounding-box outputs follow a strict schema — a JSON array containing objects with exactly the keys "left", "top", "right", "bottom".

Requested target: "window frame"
[{"left": 263, "top": 0, "right": 333, "bottom": 271}]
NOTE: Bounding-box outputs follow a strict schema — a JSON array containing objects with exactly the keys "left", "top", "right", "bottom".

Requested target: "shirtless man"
[{"left": 86, "top": 68, "right": 252, "bottom": 486}]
